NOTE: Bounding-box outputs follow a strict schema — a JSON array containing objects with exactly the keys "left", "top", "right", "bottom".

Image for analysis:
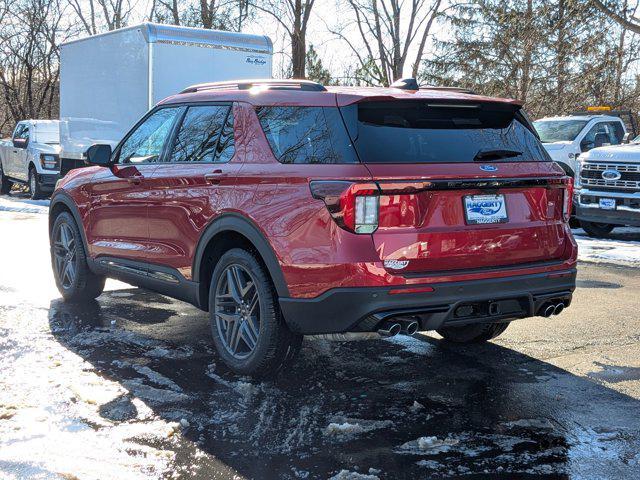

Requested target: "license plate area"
[
  {"left": 599, "top": 198, "right": 616, "bottom": 210},
  {"left": 463, "top": 194, "right": 508, "bottom": 225}
]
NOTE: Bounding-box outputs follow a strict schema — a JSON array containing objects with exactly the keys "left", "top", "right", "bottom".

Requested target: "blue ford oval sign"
[
  {"left": 480, "top": 165, "right": 498, "bottom": 172},
  {"left": 601, "top": 169, "right": 621, "bottom": 181}
]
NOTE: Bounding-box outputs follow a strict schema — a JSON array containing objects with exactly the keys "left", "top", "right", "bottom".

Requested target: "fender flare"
[
  {"left": 193, "top": 213, "right": 290, "bottom": 298},
  {"left": 49, "top": 192, "right": 91, "bottom": 259}
]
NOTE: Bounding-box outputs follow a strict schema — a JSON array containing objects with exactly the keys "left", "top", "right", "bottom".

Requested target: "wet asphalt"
[{"left": 0, "top": 195, "right": 639, "bottom": 479}]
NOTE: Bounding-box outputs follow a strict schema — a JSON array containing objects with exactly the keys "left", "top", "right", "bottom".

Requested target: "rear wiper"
[{"left": 473, "top": 148, "right": 522, "bottom": 161}]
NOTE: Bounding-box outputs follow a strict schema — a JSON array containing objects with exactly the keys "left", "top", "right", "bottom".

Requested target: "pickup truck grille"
[{"left": 580, "top": 162, "right": 640, "bottom": 191}]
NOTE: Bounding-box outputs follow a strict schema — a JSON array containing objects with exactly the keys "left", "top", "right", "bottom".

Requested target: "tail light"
[
  {"left": 310, "top": 181, "right": 380, "bottom": 234},
  {"left": 40, "top": 154, "right": 59, "bottom": 170}
]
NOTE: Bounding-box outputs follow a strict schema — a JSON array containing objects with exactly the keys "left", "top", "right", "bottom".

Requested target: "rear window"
[
  {"left": 256, "top": 106, "right": 358, "bottom": 164},
  {"left": 341, "top": 101, "right": 549, "bottom": 164}
]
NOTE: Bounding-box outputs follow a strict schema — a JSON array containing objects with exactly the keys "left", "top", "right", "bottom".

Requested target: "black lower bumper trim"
[{"left": 279, "top": 270, "right": 576, "bottom": 334}]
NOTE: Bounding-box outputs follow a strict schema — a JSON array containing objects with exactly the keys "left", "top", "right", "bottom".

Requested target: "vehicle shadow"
[{"left": 48, "top": 289, "right": 640, "bottom": 479}]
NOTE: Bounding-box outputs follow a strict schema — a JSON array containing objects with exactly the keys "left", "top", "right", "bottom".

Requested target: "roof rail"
[{"left": 181, "top": 79, "right": 327, "bottom": 94}]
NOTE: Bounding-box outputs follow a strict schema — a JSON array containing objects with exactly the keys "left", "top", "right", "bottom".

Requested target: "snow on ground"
[
  {"left": 0, "top": 195, "right": 50, "bottom": 214},
  {"left": 573, "top": 227, "right": 640, "bottom": 267}
]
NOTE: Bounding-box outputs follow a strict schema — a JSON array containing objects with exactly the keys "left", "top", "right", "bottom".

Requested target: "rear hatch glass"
[{"left": 340, "top": 101, "right": 550, "bottom": 163}]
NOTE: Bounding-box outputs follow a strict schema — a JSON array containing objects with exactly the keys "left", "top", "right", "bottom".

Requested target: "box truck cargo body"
[{"left": 59, "top": 22, "right": 272, "bottom": 169}]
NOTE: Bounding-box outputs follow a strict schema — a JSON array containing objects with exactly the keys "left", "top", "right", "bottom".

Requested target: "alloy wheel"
[
  {"left": 52, "top": 222, "right": 77, "bottom": 289},
  {"left": 214, "top": 264, "right": 261, "bottom": 359}
]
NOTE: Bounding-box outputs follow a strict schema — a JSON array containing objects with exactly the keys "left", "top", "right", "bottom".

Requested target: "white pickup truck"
[
  {"left": 0, "top": 120, "right": 61, "bottom": 199},
  {"left": 533, "top": 114, "right": 627, "bottom": 176},
  {"left": 574, "top": 138, "right": 640, "bottom": 237}
]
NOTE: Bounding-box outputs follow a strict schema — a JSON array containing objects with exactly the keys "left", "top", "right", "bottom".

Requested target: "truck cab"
[
  {"left": 533, "top": 115, "right": 626, "bottom": 176},
  {"left": 0, "top": 120, "right": 61, "bottom": 199}
]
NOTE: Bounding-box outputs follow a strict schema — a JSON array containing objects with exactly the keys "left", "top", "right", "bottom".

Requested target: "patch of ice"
[
  {"left": 385, "top": 335, "right": 434, "bottom": 355},
  {"left": 328, "top": 470, "right": 379, "bottom": 480},
  {"left": 409, "top": 401, "right": 425, "bottom": 412},
  {"left": 324, "top": 417, "right": 393, "bottom": 438}
]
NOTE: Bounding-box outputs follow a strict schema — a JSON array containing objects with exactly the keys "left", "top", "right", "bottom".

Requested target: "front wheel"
[
  {"left": 209, "top": 248, "right": 302, "bottom": 377},
  {"left": 29, "top": 167, "right": 45, "bottom": 200},
  {"left": 579, "top": 220, "right": 615, "bottom": 238},
  {"left": 437, "top": 321, "right": 510, "bottom": 343},
  {"left": 51, "top": 211, "right": 105, "bottom": 302},
  {"left": 0, "top": 162, "right": 12, "bottom": 194}
]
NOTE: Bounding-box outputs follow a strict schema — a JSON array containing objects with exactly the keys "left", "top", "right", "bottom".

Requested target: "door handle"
[{"left": 204, "top": 169, "right": 225, "bottom": 185}]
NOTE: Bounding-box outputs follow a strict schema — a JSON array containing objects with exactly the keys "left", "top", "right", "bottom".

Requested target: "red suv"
[{"left": 49, "top": 79, "right": 577, "bottom": 376}]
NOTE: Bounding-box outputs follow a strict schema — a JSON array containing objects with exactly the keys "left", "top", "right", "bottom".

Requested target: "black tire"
[
  {"left": 209, "top": 248, "right": 302, "bottom": 377},
  {"left": 0, "top": 162, "right": 13, "bottom": 194},
  {"left": 29, "top": 166, "right": 45, "bottom": 200},
  {"left": 50, "top": 211, "right": 105, "bottom": 302},
  {"left": 579, "top": 220, "right": 615, "bottom": 238},
  {"left": 437, "top": 321, "right": 510, "bottom": 343}
]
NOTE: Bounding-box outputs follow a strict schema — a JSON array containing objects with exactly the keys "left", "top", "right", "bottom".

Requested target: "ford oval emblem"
[
  {"left": 480, "top": 165, "right": 498, "bottom": 172},
  {"left": 601, "top": 169, "right": 621, "bottom": 181}
]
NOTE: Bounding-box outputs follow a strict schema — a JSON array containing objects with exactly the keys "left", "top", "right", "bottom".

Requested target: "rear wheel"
[
  {"left": 51, "top": 211, "right": 105, "bottom": 302},
  {"left": 579, "top": 220, "right": 615, "bottom": 238},
  {"left": 0, "top": 162, "right": 12, "bottom": 194},
  {"left": 209, "top": 248, "right": 302, "bottom": 377},
  {"left": 437, "top": 321, "right": 510, "bottom": 343},
  {"left": 29, "top": 167, "right": 45, "bottom": 200}
]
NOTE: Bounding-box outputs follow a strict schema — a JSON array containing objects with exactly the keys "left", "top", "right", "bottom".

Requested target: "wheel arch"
[
  {"left": 193, "top": 213, "right": 290, "bottom": 310},
  {"left": 49, "top": 193, "right": 91, "bottom": 258}
]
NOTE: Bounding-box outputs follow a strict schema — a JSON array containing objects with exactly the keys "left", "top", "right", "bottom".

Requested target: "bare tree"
[
  {"left": 250, "top": 0, "right": 315, "bottom": 78},
  {"left": 68, "top": 0, "right": 136, "bottom": 35},
  {"left": 592, "top": 0, "right": 640, "bottom": 33},
  {"left": 333, "top": 0, "right": 443, "bottom": 86},
  {"left": 152, "top": 0, "right": 252, "bottom": 32}
]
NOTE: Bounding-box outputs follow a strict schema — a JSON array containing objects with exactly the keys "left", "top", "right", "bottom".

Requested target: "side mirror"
[
  {"left": 12, "top": 138, "right": 28, "bottom": 149},
  {"left": 85, "top": 144, "right": 112, "bottom": 166},
  {"left": 623, "top": 133, "right": 631, "bottom": 143},
  {"left": 580, "top": 140, "right": 594, "bottom": 152}
]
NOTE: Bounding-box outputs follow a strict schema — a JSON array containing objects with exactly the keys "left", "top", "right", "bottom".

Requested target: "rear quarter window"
[{"left": 256, "top": 106, "right": 358, "bottom": 164}]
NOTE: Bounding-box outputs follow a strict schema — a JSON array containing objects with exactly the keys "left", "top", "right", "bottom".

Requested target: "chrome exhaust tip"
[
  {"left": 543, "top": 304, "right": 555, "bottom": 317},
  {"left": 553, "top": 303, "right": 564, "bottom": 316},
  {"left": 378, "top": 321, "right": 401, "bottom": 337},
  {"left": 398, "top": 319, "right": 419, "bottom": 336}
]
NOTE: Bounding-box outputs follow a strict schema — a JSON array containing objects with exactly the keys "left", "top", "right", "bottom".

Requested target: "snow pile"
[
  {"left": 0, "top": 196, "right": 49, "bottom": 214},
  {"left": 573, "top": 228, "right": 640, "bottom": 267}
]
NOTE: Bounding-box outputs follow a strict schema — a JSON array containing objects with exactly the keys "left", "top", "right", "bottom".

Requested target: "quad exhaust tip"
[
  {"left": 541, "top": 302, "right": 565, "bottom": 317},
  {"left": 377, "top": 319, "right": 419, "bottom": 337},
  {"left": 377, "top": 321, "right": 401, "bottom": 337}
]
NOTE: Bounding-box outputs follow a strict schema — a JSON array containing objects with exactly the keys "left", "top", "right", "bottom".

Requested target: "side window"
[
  {"left": 13, "top": 124, "right": 28, "bottom": 140},
  {"left": 118, "top": 107, "right": 180, "bottom": 164},
  {"left": 606, "top": 122, "right": 624, "bottom": 144},
  {"left": 256, "top": 106, "right": 358, "bottom": 164},
  {"left": 169, "top": 105, "right": 233, "bottom": 163}
]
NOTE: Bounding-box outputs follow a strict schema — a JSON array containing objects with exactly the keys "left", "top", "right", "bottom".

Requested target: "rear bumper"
[{"left": 279, "top": 269, "right": 576, "bottom": 334}]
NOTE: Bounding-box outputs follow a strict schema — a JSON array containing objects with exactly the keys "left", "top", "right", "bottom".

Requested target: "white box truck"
[{"left": 59, "top": 22, "right": 273, "bottom": 175}]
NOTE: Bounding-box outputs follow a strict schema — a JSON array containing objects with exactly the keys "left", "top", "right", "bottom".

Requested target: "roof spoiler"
[{"left": 390, "top": 77, "right": 477, "bottom": 95}]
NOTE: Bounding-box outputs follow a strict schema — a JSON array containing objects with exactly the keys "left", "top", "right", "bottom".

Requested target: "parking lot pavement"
[{"left": 1, "top": 194, "right": 640, "bottom": 479}]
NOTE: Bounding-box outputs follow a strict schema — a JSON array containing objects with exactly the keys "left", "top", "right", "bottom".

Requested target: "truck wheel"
[
  {"left": 29, "top": 167, "right": 45, "bottom": 200},
  {"left": 51, "top": 211, "right": 105, "bottom": 302},
  {"left": 579, "top": 220, "right": 615, "bottom": 238},
  {"left": 0, "top": 162, "right": 13, "bottom": 194},
  {"left": 209, "top": 248, "right": 302, "bottom": 377},
  {"left": 437, "top": 322, "right": 510, "bottom": 343}
]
